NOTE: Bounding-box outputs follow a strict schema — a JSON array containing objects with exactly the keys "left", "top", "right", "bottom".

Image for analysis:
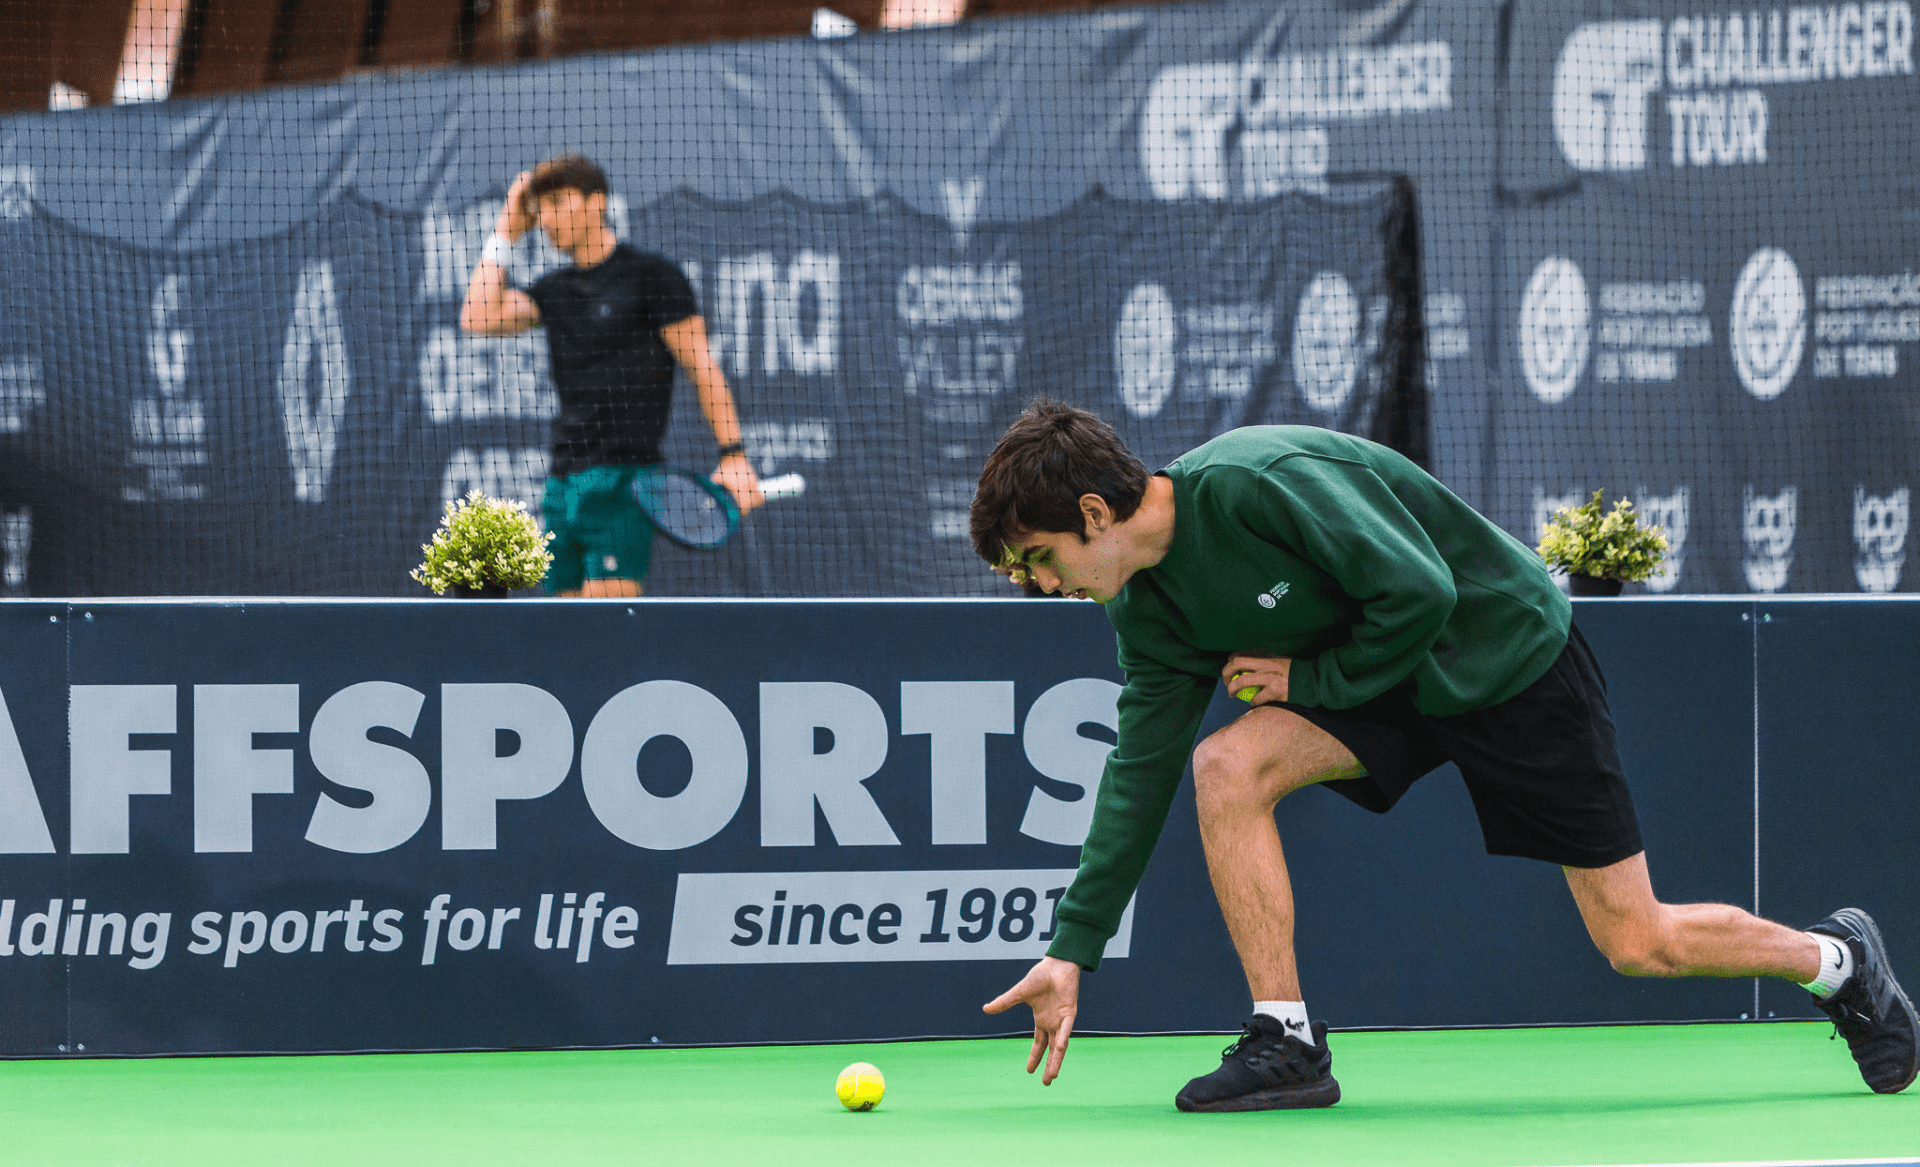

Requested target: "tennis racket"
[{"left": 630, "top": 466, "right": 806, "bottom": 550}]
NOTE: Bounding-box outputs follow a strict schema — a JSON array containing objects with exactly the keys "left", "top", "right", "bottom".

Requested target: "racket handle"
[{"left": 759, "top": 472, "right": 806, "bottom": 500}]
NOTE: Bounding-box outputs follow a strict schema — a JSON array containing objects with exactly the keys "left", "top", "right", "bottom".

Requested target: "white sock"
[
  {"left": 1800, "top": 933, "right": 1854, "bottom": 998},
  {"left": 1253, "top": 1000, "right": 1314, "bottom": 1043}
]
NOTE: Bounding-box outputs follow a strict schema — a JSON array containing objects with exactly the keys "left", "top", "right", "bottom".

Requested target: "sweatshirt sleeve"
[
  {"left": 1045, "top": 637, "right": 1215, "bottom": 971},
  {"left": 1249, "top": 458, "right": 1458, "bottom": 710}
]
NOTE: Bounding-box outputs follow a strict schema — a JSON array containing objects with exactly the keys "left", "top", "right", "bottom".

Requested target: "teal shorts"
[{"left": 540, "top": 466, "right": 657, "bottom": 593}]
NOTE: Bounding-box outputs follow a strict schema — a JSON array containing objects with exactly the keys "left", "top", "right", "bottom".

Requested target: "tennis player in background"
[
  {"left": 974, "top": 399, "right": 1916, "bottom": 1111},
  {"left": 460, "top": 154, "right": 762, "bottom": 596}
]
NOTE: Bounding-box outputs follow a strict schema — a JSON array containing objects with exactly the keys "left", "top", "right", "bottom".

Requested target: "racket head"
[{"left": 630, "top": 466, "right": 741, "bottom": 549}]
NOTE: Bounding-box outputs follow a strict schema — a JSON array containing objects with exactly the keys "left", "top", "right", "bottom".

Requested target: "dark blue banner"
[
  {"left": 2, "top": 0, "right": 1916, "bottom": 600},
  {"left": 0, "top": 597, "right": 1912, "bottom": 1054},
  {"left": 0, "top": 0, "right": 1468, "bottom": 599},
  {"left": 0, "top": 181, "right": 1421, "bottom": 600}
]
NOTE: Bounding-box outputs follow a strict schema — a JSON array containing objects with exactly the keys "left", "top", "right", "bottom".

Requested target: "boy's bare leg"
[
  {"left": 1177, "top": 707, "right": 1363, "bottom": 1111},
  {"left": 1191, "top": 707, "right": 1366, "bottom": 1000},
  {"left": 1563, "top": 853, "right": 1820, "bottom": 981}
]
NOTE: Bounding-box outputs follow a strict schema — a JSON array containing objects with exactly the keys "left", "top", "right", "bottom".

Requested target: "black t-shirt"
[{"left": 526, "top": 245, "right": 699, "bottom": 477}]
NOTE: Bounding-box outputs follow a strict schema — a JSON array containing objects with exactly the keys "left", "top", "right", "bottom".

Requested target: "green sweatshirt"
[{"left": 1047, "top": 426, "right": 1571, "bottom": 970}]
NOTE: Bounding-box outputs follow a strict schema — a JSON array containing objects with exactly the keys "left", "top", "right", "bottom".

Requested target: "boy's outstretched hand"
[{"left": 983, "top": 954, "right": 1081, "bottom": 1084}]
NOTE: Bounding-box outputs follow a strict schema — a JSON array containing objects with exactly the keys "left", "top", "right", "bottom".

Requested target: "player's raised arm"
[
  {"left": 983, "top": 954, "right": 1081, "bottom": 1085},
  {"left": 460, "top": 171, "right": 542, "bottom": 336},
  {"left": 661, "top": 314, "right": 764, "bottom": 513}
]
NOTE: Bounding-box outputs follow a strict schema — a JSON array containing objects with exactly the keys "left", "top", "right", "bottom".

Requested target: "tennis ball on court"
[{"left": 836, "top": 1062, "right": 885, "bottom": 1111}]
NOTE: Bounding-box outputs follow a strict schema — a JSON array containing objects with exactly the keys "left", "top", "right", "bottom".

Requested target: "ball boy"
[{"left": 973, "top": 400, "right": 1916, "bottom": 1110}]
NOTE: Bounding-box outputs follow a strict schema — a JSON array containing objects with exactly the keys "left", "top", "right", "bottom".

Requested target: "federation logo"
[
  {"left": 1115, "top": 282, "right": 1179, "bottom": 420},
  {"left": 1853, "top": 486, "right": 1909, "bottom": 594},
  {"left": 1519, "top": 257, "right": 1590, "bottom": 404},
  {"left": 1255, "top": 581, "right": 1291, "bottom": 609},
  {"left": 1729, "top": 248, "right": 1805, "bottom": 400},
  {"left": 1292, "top": 272, "right": 1361, "bottom": 412}
]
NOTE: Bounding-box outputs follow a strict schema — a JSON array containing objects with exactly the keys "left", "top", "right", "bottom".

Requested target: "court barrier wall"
[
  {"left": 2, "top": 0, "right": 1916, "bottom": 600},
  {"left": 0, "top": 595, "right": 1911, "bottom": 1056}
]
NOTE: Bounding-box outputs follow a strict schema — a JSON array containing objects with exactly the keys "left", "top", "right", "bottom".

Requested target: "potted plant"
[
  {"left": 1536, "top": 490, "right": 1668, "bottom": 596},
  {"left": 412, "top": 490, "right": 554, "bottom": 597}
]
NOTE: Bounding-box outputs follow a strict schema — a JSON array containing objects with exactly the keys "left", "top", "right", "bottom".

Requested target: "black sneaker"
[
  {"left": 1807, "top": 908, "right": 1918, "bottom": 1094},
  {"left": 1174, "top": 1016, "right": 1340, "bottom": 1112}
]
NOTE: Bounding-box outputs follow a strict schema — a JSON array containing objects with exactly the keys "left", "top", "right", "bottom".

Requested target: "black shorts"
[{"left": 1281, "top": 624, "right": 1643, "bottom": 869}]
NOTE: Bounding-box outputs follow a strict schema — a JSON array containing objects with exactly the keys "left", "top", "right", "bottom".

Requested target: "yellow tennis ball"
[
  {"left": 1235, "top": 687, "right": 1259, "bottom": 702},
  {"left": 836, "top": 1061, "right": 884, "bottom": 1111}
]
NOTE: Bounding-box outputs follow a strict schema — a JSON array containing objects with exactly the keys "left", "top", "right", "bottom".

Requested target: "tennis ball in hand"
[
  {"left": 1235, "top": 687, "right": 1259, "bottom": 702},
  {"left": 836, "top": 1062, "right": 885, "bottom": 1111}
]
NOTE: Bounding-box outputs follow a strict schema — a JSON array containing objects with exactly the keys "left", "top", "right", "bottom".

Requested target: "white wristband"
[{"left": 480, "top": 233, "right": 514, "bottom": 267}]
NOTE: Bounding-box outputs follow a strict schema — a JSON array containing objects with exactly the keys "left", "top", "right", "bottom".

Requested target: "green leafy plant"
[
  {"left": 1536, "top": 490, "right": 1669, "bottom": 582},
  {"left": 412, "top": 490, "right": 554, "bottom": 595}
]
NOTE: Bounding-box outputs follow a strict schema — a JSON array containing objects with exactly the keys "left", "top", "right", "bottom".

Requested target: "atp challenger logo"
[
  {"left": 1554, "top": 8, "right": 1916, "bottom": 173},
  {"left": 1730, "top": 248, "right": 1807, "bottom": 399},
  {"left": 1519, "top": 257, "right": 1591, "bottom": 403},
  {"left": 1140, "top": 43, "right": 1451, "bottom": 200}
]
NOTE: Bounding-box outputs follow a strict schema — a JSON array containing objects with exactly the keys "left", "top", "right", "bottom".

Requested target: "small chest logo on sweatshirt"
[{"left": 1255, "top": 581, "right": 1291, "bottom": 609}]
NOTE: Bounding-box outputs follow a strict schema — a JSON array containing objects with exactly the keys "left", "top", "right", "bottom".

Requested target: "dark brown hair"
[
  {"left": 969, "top": 399, "right": 1149, "bottom": 568},
  {"left": 525, "top": 154, "right": 608, "bottom": 203}
]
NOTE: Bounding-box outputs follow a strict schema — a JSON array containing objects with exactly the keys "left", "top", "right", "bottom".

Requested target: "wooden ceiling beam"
[{"left": 173, "top": 0, "right": 281, "bottom": 95}]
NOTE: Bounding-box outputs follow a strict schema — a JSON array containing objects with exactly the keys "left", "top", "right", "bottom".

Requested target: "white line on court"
[{"left": 1522, "top": 1159, "right": 1920, "bottom": 1167}]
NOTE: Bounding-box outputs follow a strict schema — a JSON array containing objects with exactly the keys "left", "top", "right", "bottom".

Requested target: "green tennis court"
[{"left": 4, "top": 1023, "right": 1912, "bottom": 1167}]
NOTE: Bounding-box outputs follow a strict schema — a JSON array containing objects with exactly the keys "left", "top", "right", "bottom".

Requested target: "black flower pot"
[
  {"left": 449, "top": 583, "right": 511, "bottom": 598},
  {"left": 1567, "top": 574, "right": 1625, "bottom": 597}
]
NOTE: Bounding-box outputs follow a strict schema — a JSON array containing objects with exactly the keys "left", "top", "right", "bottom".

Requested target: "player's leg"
[
  {"left": 540, "top": 475, "right": 589, "bottom": 597},
  {"left": 577, "top": 577, "right": 642, "bottom": 597},
  {"left": 565, "top": 466, "right": 656, "bottom": 597}
]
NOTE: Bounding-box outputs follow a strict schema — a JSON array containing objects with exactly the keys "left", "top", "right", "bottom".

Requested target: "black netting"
[{"left": 1, "top": 0, "right": 1915, "bottom": 596}]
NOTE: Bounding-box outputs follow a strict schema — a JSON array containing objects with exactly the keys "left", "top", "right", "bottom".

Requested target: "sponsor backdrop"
[
  {"left": 2, "top": 0, "right": 1915, "bottom": 598},
  {"left": 1, "top": 0, "right": 1482, "bottom": 597},
  {"left": 0, "top": 597, "right": 1912, "bottom": 1055},
  {"left": 1501, "top": 0, "right": 1920, "bottom": 596},
  {"left": 6, "top": 0, "right": 1906, "bottom": 598}
]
